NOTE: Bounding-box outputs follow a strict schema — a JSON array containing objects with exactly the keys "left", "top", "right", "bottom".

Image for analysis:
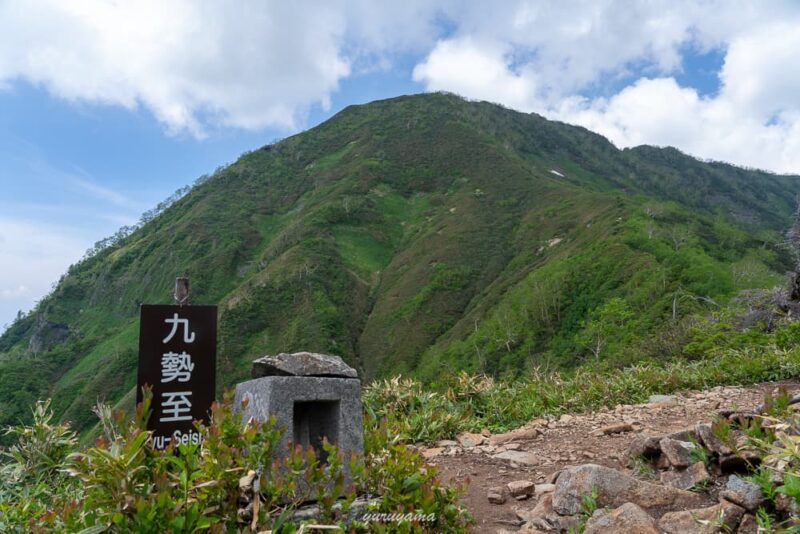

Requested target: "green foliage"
[
  {"left": 747, "top": 467, "right": 779, "bottom": 504},
  {"left": 777, "top": 474, "right": 800, "bottom": 506},
  {"left": 2, "top": 399, "right": 76, "bottom": 477},
  {"left": 567, "top": 486, "right": 600, "bottom": 534},
  {"left": 0, "top": 400, "right": 82, "bottom": 533},
  {"left": 688, "top": 439, "right": 710, "bottom": 466},
  {"left": 711, "top": 417, "right": 735, "bottom": 451},
  {"left": 574, "top": 297, "right": 638, "bottom": 360},
  {"left": 0, "top": 393, "right": 472, "bottom": 533}
]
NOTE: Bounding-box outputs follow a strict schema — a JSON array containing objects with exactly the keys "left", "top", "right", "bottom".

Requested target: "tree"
[{"left": 575, "top": 298, "right": 637, "bottom": 360}]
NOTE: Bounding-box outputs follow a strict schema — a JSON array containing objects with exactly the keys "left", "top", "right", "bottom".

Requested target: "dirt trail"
[{"left": 424, "top": 379, "right": 800, "bottom": 533}]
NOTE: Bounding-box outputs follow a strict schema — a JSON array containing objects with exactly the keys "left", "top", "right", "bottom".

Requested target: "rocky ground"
[{"left": 422, "top": 379, "right": 800, "bottom": 533}]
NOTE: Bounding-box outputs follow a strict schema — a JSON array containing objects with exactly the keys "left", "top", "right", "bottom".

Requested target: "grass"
[
  {"left": 333, "top": 226, "right": 393, "bottom": 278},
  {"left": 365, "top": 344, "right": 800, "bottom": 443}
]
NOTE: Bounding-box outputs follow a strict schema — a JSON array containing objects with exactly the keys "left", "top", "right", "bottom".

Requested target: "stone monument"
[{"left": 234, "top": 352, "right": 363, "bottom": 472}]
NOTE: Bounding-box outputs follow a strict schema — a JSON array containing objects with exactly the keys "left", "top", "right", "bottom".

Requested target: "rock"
[
  {"left": 655, "top": 454, "right": 672, "bottom": 470},
  {"left": 720, "top": 475, "right": 765, "bottom": 512},
  {"left": 508, "top": 480, "right": 536, "bottom": 498},
  {"left": 534, "top": 483, "right": 556, "bottom": 494},
  {"left": 492, "top": 450, "right": 538, "bottom": 465},
  {"left": 505, "top": 442, "right": 522, "bottom": 450},
  {"left": 552, "top": 464, "right": 705, "bottom": 516},
  {"left": 489, "top": 427, "right": 541, "bottom": 445},
  {"left": 667, "top": 428, "right": 697, "bottom": 442},
  {"left": 436, "top": 439, "right": 458, "bottom": 447},
  {"left": 523, "top": 493, "right": 578, "bottom": 532},
  {"left": 660, "top": 438, "right": 695, "bottom": 468},
  {"left": 488, "top": 486, "right": 506, "bottom": 504},
  {"left": 600, "top": 422, "right": 634, "bottom": 435},
  {"left": 629, "top": 435, "right": 662, "bottom": 458},
  {"left": 559, "top": 414, "right": 574, "bottom": 424},
  {"left": 251, "top": 352, "right": 357, "bottom": 378},
  {"left": 776, "top": 492, "right": 800, "bottom": 516},
  {"left": 421, "top": 447, "right": 444, "bottom": 459},
  {"left": 660, "top": 462, "right": 711, "bottom": 491},
  {"left": 584, "top": 502, "right": 659, "bottom": 534},
  {"left": 456, "top": 432, "right": 486, "bottom": 448},
  {"left": 658, "top": 500, "right": 745, "bottom": 534},
  {"left": 696, "top": 423, "right": 733, "bottom": 456},
  {"left": 737, "top": 513, "right": 758, "bottom": 533},
  {"left": 649, "top": 394, "right": 677, "bottom": 405}
]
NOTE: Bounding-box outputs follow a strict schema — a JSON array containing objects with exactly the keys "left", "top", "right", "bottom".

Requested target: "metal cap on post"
[{"left": 174, "top": 277, "right": 189, "bottom": 306}]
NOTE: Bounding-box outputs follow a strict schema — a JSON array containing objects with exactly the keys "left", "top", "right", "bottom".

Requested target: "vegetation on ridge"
[{"left": 1, "top": 92, "right": 800, "bottom": 441}]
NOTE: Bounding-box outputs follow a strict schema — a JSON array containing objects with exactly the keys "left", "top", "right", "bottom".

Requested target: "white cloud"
[
  {"left": 413, "top": 37, "right": 540, "bottom": 111},
  {"left": 412, "top": 1, "right": 800, "bottom": 174},
  {"left": 0, "top": 219, "right": 90, "bottom": 328},
  {"left": 5, "top": 0, "right": 799, "bottom": 173},
  {"left": 0, "top": 1, "right": 353, "bottom": 136},
  {"left": 0, "top": 0, "right": 452, "bottom": 137}
]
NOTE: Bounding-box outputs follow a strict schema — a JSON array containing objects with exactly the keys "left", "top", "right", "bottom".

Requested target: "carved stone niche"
[{"left": 234, "top": 352, "right": 363, "bottom": 489}]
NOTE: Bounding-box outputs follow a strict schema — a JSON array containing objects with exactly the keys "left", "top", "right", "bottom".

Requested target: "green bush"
[{"left": 0, "top": 392, "right": 472, "bottom": 533}]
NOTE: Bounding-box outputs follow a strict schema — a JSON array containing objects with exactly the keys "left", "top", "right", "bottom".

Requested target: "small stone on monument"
[{"left": 251, "top": 351, "right": 358, "bottom": 378}]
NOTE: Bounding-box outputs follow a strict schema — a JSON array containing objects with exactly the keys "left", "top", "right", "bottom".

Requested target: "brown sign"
[{"left": 137, "top": 304, "right": 217, "bottom": 449}]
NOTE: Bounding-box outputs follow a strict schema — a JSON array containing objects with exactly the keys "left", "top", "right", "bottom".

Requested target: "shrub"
[{"left": 0, "top": 392, "right": 472, "bottom": 533}]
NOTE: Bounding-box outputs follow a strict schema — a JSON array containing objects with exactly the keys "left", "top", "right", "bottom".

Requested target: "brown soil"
[{"left": 425, "top": 379, "right": 800, "bottom": 533}]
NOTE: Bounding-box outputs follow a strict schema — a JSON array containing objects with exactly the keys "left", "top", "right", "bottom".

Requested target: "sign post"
[{"left": 136, "top": 279, "right": 217, "bottom": 449}]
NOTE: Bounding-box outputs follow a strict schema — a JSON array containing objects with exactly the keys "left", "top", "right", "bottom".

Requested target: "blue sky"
[{"left": 2, "top": 1, "right": 800, "bottom": 330}]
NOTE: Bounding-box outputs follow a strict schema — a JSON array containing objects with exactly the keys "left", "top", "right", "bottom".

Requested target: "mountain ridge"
[{"left": 2, "top": 92, "right": 799, "bottom": 439}]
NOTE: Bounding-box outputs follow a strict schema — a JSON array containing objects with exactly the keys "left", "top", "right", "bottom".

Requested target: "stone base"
[{"left": 234, "top": 376, "right": 364, "bottom": 474}]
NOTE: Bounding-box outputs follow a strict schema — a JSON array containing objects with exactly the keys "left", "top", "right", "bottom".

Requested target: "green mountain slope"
[{"left": 2, "top": 92, "right": 799, "bottom": 438}]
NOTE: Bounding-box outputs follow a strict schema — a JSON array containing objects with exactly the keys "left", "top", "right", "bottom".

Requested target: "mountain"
[{"left": 2, "top": 92, "right": 799, "bottom": 438}]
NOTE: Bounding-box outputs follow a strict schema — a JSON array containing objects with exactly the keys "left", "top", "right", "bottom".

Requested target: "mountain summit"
[{"left": 2, "top": 92, "right": 799, "bottom": 436}]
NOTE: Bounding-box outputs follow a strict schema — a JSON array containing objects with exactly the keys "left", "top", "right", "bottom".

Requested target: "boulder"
[
  {"left": 695, "top": 423, "right": 733, "bottom": 456},
  {"left": 490, "top": 426, "right": 541, "bottom": 445},
  {"left": 535, "top": 483, "right": 556, "bottom": 494},
  {"left": 552, "top": 464, "right": 705, "bottom": 516},
  {"left": 251, "top": 352, "right": 357, "bottom": 378},
  {"left": 660, "top": 437, "right": 695, "bottom": 468},
  {"left": 776, "top": 492, "right": 800, "bottom": 516},
  {"left": 599, "top": 422, "right": 634, "bottom": 435},
  {"left": 456, "top": 432, "right": 486, "bottom": 448},
  {"left": 660, "top": 462, "right": 711, "bottom": 491},
  {"left": 658, "top": 500, "right": 745, "bottom": 533},
  {"left": 421, "top": 447, "right": 443, "bottom": 459},
  {"left": 667, "top": 428, "right": 697, "bottom": 442},
  {"left": 492, "top": 450, "right": 538, "bottom": 465},
  {"left": 736, "top": 513, "right": 758, "bottom": 534},
  {"left": 720, "top": 475, "right": 765, "bottom": 512},
  {"left": 629, "top": 435, "right": 662, "bottom": 458},
  {"left": 584, "top": 502, "right": 659, "bottom": 534},
  {"left": 488, "top": 486, "right": 506, "bottom": 504},
  {"left": 522, "top": 493, "right": 578, "bottom": 532},
  {"left": 508, "top": 480, "right": 536, "bottom": 498}
]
